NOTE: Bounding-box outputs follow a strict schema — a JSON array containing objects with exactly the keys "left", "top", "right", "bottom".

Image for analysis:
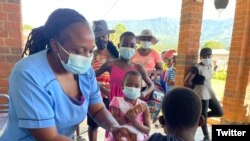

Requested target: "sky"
[{"left": 21, "top": 0, "right": 236, "bottom": 27}]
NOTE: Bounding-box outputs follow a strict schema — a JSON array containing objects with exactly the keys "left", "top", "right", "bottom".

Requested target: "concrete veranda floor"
[
  {"left": 75, "top": 120, "right": 211, "bottom": 141},
  {"left": 0, "top": 116, "right": 211, "bottom": 140}
]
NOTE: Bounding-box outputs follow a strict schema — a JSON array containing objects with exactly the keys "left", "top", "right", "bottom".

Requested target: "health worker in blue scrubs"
[{"left": 0, "top": 8, "right": 136, "bottom": 141}]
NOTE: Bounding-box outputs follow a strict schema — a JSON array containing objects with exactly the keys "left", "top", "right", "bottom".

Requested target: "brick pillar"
[
  {"left": 0, "top": 0, "right": 22, "bottom": 94},
  {"left": 222, "top": 0, "right": 250, "bottom": 124},
  {"left": 175, "top": 0, "right": 204, "bottom": 86}
]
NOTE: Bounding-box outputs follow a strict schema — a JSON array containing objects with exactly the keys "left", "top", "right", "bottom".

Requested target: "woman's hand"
[{"left": 111, "top": 126, "right": 137, "bottom": 141}]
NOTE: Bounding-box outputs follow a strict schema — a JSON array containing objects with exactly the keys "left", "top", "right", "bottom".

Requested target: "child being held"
[{"left": 106, "top": 70, "right": 151, "bottom": 141}]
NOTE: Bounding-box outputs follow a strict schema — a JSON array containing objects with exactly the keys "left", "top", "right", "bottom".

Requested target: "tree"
[
  {"left": 23, "top": 24, "right": 32, "bottom": 31},
  {"left": 109, "top": 23, "right": 127, "bottom": 47},
  {"left": 203, "top": 40, "right": 224, "bottom": 49}
]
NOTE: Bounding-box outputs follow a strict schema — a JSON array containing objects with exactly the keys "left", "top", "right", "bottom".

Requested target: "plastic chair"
[{"left": 0, "top": 94, "right": 9, "bottom": 136}]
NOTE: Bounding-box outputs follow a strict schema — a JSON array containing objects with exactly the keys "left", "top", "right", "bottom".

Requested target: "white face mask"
[
  {"left": 201, "top": 58, "right": 211, "bottom": 66},
  {"left": 123, "top": 86, "right": 141, "bottom": 100},
  {"left": 140, "top": 41, "right": 151, "bottom": 49},
  {"left": 57, "top": 42, "right": 93, "bottom": 74}
]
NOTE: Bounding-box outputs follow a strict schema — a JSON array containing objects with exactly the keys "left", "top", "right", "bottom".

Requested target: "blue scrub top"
[{"left": 0, "top": 50, "right": 102, "bottom": 141}]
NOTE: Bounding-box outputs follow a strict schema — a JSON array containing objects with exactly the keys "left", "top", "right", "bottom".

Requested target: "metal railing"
[{"left": 0, "top": 94, "right": 9, "bottom": 136}]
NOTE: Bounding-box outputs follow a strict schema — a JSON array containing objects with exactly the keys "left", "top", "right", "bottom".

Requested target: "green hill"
[{"left": 107, "top": 17, "right": 233, "bottom": 51}]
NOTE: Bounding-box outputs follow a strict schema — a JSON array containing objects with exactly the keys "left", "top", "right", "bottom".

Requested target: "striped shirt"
[
  {"left": 166, "top": 67, "right": 176, "bottom": 81},
  {"left": 165, "top": 67, "right": 176, "bottom": 92}
]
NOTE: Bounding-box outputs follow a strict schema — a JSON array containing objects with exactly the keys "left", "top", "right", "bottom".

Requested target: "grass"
[{"left": 211, "top": 79, "right": 226, "bottom": 102}]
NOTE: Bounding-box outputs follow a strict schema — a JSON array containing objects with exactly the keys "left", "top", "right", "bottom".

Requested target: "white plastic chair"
[{"left": 0, "top": 94, "right": 9, "bottom": 136}]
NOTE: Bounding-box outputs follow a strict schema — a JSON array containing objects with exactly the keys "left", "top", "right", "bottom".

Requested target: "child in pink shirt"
[{"left": 106, "top": 70, "right": 151, "bottom": 141}]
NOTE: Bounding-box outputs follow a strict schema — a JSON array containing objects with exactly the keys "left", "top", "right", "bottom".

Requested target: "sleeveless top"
[{"left": 109, "top": 63, "right": 136, "bottom": 101}]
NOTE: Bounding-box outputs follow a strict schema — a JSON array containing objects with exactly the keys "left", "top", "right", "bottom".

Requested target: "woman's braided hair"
[{"left": 22, "top": 8, "right": 88, "bottom": 57}]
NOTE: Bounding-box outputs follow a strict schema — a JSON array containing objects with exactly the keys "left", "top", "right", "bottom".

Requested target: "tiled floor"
[{"left": 75, "top": 120, "right": 211, "bottom": 141}]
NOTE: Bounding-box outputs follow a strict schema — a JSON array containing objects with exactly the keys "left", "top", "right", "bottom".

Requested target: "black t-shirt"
[
  {"left": 190, "top": 65, "right": 205, "bottom": 85},
  {"left": 190, "top": 66, "right": 199, "bottom": 75},
  {"left": 148, "top": 133, "right": 183, "bottom": 141}
]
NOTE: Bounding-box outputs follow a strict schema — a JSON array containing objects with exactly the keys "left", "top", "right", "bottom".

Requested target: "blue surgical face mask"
[
  {"left": 201, "top": 58, "right": 211, "bottom": 66},
  {"left": 57, "top": 42, "right": 93, "bottom": 74},
  {"left": 123, "top": 86, "right": 141, "bottom": 100},
  {"left": 120, "top": 47, "right": 135, "bottom": 60}
]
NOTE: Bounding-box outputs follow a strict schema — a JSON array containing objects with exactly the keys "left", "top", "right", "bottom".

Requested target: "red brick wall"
[
  {"left": 222, "top": 0, "right": 250, "bottom": 124},
  {"left": 0, "top": 0, "right": 22, "bottom": 94},
  {"left": 175, "top": 0, "right": 204, "bottom": 86}
]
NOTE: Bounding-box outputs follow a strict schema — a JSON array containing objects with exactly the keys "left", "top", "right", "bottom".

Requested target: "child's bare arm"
[
  {"left": 135, "top": 64, "right": 154, "bottom": 99},
  {"left": 127, "top": 103, "right": 151, "bottom": 135},
  {"left": 95, "top": 61, "right": 112, "bottom": 77},
  {"left": 99, "top": 85, "right": 110, "bottom": 98},
  {"left": 110, "top": 107, "right": 128, "bottom": 125},
  {"left": 95, "top": 61, "right": 112, "bottom": 98}
]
